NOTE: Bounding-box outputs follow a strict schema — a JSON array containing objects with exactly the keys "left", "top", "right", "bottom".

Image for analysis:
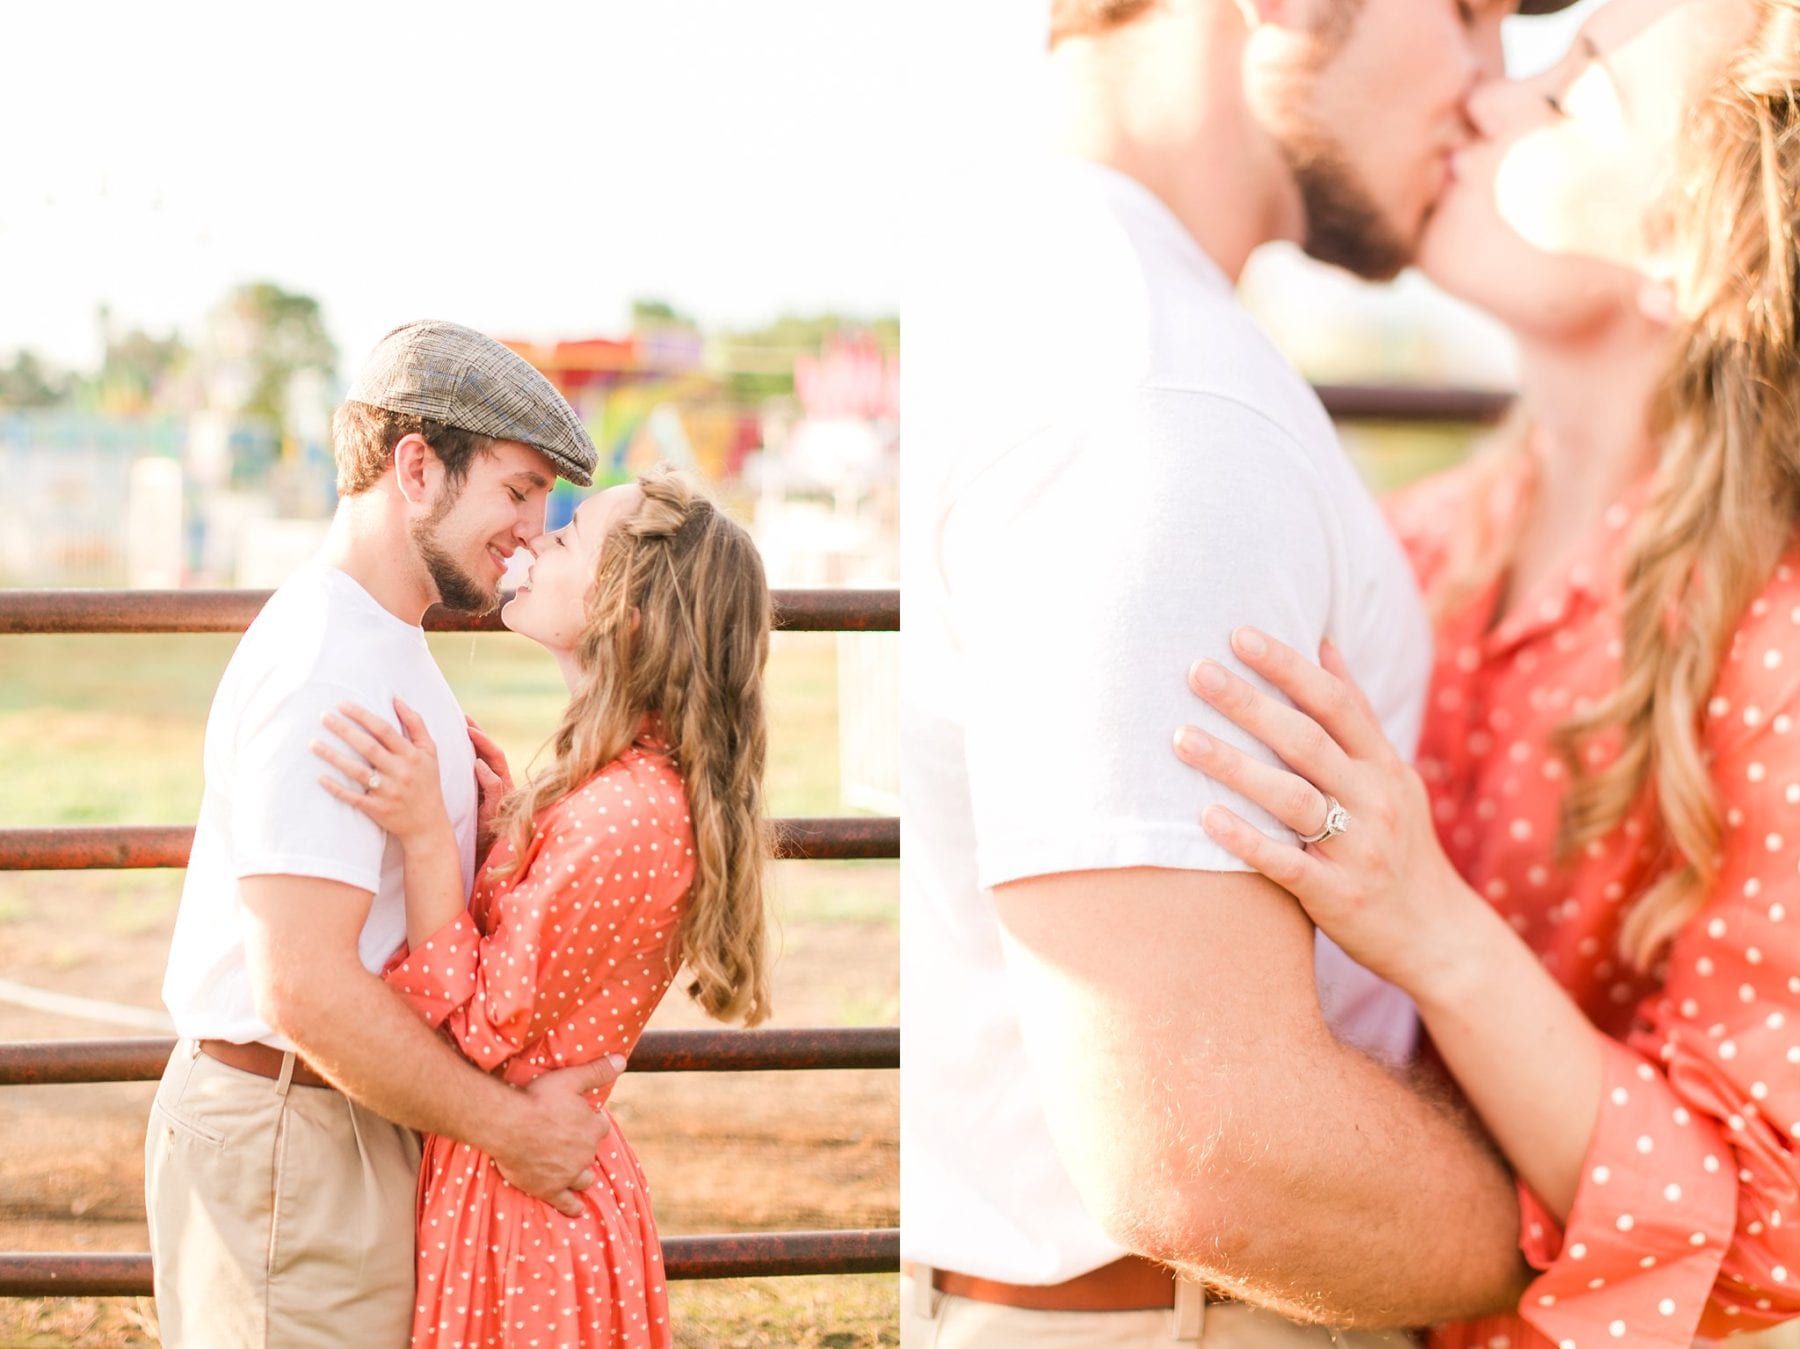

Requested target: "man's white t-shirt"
[
  {"left": 900, "top": 159, "right": 1433, "bottom": 1283},
  {"left": 162, "top": 562, "right": 478, "bottom": 1051}
]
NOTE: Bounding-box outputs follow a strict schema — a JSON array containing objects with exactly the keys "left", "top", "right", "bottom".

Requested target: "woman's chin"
[{"left": 499, "top": 593, "right": 525, "bottom": 635}]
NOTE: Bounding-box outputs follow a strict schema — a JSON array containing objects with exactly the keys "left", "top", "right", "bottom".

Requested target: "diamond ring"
[{"left": 1297, "top": 794, "right": 1350, "bottom": 846}]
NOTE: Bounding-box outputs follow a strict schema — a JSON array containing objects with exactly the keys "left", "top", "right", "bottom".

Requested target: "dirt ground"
[{"left": 0, "top": 861, "right": 897, "bottom": 1347}]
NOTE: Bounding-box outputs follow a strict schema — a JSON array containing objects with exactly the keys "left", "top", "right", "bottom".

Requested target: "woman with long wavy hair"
[
  {"left": 313, "top": 466, "right": 771, "bottom": 1347},
  {"left": 1171, "top": 0, "right": 1800, "bottom": 1343}
]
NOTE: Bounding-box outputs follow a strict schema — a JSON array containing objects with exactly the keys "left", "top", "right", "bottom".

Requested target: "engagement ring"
[
  {"left": 1298, "top": 794, "right": 1350, "bottom": 846},
  {"left": 366, "top": 771, "right": 382, "bottom": 792}
]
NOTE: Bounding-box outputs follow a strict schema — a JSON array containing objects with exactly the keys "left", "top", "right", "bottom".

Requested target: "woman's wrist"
[
  {"left": 397, "top": 811, "right": 457, "bottom": 857},
  {"left": 1395, "top": 871, "right": 1498, "bottom": 1012}
]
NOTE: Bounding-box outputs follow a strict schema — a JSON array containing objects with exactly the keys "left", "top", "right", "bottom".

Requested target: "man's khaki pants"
[
  {"left": 901, "top": 1270, "right": 1420, "bottom": 1348},
  {"left": 144, "top": 1039, "right": 421, "bottom": 1348}
]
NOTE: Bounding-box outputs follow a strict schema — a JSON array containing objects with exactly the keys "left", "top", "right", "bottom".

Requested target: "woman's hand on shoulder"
[
  {"left": 311, "top": 698, "right": 450, "bottom": 848},
  {"left": 1172, "top": 626, "right": 1483, "bottom": 996},
  {"left": 466, "top": 716, "right": 513, "bottom": 856}
]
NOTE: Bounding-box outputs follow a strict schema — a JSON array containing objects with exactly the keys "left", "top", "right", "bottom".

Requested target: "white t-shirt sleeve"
[
  {"left": 946, "top": 386, "right": 1339, "bottom": 890},
  {"left": 230, "top": 676, "right": 388, "bottom": 893}
]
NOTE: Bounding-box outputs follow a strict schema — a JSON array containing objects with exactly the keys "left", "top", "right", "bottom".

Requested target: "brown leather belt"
[
  {"left": 930, "top": 1254, "right": 1177, "bottom": 1312},
  {"left": 199, "top": 1039, "right": 333, "bottom": 1090}
]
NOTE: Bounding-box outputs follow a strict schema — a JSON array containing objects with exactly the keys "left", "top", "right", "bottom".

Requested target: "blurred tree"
[
  {"left": 92, "top": 307, "right": 189, "bottom": 414},
  {"left": 713, "top": 312, "right": 898, "bottom": 403},
  {"left": 630, "top": 297, "right": 698, "bottom": 332},
  {"left": 0, "top": 349, "right": 69, "bottom": 409},
  {"left": 209, "top": 282, "right": 337, "bottom": 444}
]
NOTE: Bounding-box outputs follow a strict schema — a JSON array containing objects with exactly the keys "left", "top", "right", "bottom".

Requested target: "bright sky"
[{"left": 0, "top": 2, "right": 903, "bottom": 373}]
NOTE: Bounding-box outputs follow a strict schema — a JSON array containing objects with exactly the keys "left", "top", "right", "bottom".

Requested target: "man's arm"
[
  {"left": 240, "top": 875, "right": 616, "bottom": 1216},
  {"left": 994, "top": 866, "right": 1530, "bottom": 1328}
]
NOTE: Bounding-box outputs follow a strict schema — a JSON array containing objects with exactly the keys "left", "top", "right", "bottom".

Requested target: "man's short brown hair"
[{"left": 330, "top": 401, "right": 496, "bottom": 496}]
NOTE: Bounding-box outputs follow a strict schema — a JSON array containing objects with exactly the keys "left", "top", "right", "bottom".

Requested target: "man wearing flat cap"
[
  {"left": 147, "top": 321, "right": 608, "bottom": 1346},
  {"left": 903, "top": 0, "right": 1578, "bottom": 1343}
]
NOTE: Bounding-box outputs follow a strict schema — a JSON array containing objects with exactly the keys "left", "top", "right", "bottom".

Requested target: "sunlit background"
[{"left": 0, "top": 0, "right": 899, "bottom": 592}]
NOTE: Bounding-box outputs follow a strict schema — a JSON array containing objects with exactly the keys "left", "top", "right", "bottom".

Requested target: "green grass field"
[{"left": 0, "top": 628, "right": 860, "bottom": 826}]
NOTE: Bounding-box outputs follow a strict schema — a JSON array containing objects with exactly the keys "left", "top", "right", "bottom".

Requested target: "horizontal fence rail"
[
  {"left": 0, "top": 1229, "right": 902, "bottom": 1297},
  {"left": 0, "top": 1028, "right": 899, "bottom": 1086},
  {"left": 0, "top": 818, "right": 897, "bottom": 870},
  {"left": 0, "top": 585, "right": 901, "bottom": 1297},
  {"left": 0, "top": 587, "right": 899, "bottom": 635},
  {"left": 1315, "top": 382, "right": 1511, "bottom": 425}
]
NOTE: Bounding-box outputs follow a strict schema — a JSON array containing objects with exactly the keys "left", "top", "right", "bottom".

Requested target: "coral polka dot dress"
[
  {"left": 384, "top": 740, "right": 694, "bottom": 1349},
  {"left": 1388, "top": 461, "right": 1800, "bottom": 1349}
]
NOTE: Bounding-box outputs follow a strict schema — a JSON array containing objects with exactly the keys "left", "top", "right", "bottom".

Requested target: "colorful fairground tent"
[
  {"left": 499, "top": 332, "right": 757, "bottom": 523},
  {"left": 501, "top": 327, "right": 896, "bottom": 527}
]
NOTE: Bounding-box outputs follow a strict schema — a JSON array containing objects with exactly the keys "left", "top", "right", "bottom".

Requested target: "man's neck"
[
  {"left": 318, "top": 495, "right": 436, "bottom": 626},
  {"left": 1046, "top": 6, "right": 1300, "bottom": 283}
]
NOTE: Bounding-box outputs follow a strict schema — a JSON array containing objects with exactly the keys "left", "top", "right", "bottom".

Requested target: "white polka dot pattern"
[
  {"left": 1388, "top": 467, "right": 1800, "bottom": 1349},
  {"left": 383, "top": 745, "right": 695, "bottom": 1348}
]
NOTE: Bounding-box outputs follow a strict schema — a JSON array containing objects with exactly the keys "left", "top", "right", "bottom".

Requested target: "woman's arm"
[
  {"left": 1174, "top": 625, "right": 1800, "bottom": 1341},
  {"left": 313, "top": 699, "right": 466, "bottom": 949},
  {"left": 1178, "top": 631, "right": 1605, "bottom": 1213}
]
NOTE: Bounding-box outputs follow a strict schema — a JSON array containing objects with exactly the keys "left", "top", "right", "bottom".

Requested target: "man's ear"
[{"left": 391, "top": 433, "right": 436, "bottom": 506}]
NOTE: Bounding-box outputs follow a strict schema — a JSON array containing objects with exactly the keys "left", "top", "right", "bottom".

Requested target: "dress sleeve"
[
  {"left": 1518, "top": 592, "right": 1800, "bottom": 1347},
  {"left": 381, "top": 763, "right": 690, "bottom": 1071}
]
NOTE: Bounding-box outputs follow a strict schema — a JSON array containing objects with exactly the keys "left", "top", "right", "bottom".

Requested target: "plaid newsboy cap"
[{"left": 345, "top": 319, "right": 598, "bottom": 487}]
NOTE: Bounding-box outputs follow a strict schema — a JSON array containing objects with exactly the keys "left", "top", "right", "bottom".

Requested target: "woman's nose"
[{"left": 1465, "top": 73, "right": 1527, "bottom": 140}]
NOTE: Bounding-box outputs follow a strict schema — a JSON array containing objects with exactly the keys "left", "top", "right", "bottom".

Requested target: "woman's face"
[
  {"left": 501, "top": 483, "right": 644, "bottom": 655},
  {"left": 1418, "top": 0, "right": 1753, "bottom": 333}
]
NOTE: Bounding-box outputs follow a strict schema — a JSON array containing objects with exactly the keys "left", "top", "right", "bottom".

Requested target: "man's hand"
[{"left": 490, "top": 1054, "right": 627, "bottom": 1217}]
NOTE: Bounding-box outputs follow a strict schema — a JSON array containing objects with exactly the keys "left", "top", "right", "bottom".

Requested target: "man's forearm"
[
  {"left": 1150, "top": 1033, "right": 1530, "bottom": 1327},
  {"left": 278, "top": 959, "right": 522, "bottom": 1156},
  {"left": 997, "top": 868, "right": 1529, "bottom": 1331}
]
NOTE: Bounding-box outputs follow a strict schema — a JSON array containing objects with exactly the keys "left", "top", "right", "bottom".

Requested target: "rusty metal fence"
[{"left": 0, "top": 585, "right": 900, "bottom": 1299}]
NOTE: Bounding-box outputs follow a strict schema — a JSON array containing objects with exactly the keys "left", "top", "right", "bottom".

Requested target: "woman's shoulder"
[
  {"left": 556, "top": 747, "right": 690, "bottom": 831},
  {"left": 1698, "top": 545, "right": 1800, "bottom": 762}
]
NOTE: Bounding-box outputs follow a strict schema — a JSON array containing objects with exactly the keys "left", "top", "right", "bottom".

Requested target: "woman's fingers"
[
  {"left": 310, "top": 737, "right": 371, "bottom": 785},
  {"left": 335, "top": 702, "right": 405, "bottom": 754},
  {"left": 392, "top": 698, "right": 435, "bottom": 749},
  {"left": 1174, "top": 725, "right": 1336, "bottom": 840},
  {"left": 466, "top": 720, "right": 510, "bottom": 779},
  {"left": 311, "top": 742, "right": 381, "bottom": 806},
  {"left": 317, "top": 773, "right": 375, "bottom": 812},
  {"left": 1200, "top": 804, "right": 1324, "bottom": 900},
  {"left": 1317, "top": 637, "right": 1384, "bottom": 733},
  {"left": 321, "top": 710, "right": 391, "bottom": 767},
  {"left": 1187, "top": 656, "right": 1355, "bottom": 795},
  {"left": 1228, "top": 627, "right": 1391, "bottom": 763}
]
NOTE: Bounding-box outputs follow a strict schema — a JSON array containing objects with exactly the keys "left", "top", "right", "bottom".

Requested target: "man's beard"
[
  {"left": 411, "top": 484, "right": 499, "bottom": 614},
  {"left": 1287, "top": 141, "right": 1411, "bottom": 282},
  {"left": 1256, "top": 25, "right": 1413, "bottom": 283}
]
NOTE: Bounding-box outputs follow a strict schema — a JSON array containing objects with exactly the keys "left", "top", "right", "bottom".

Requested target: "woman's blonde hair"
[
  {"left": 495, "top": 467, "right": 773, "bottom": 1025},
  {"left": 1435, "top": 0, "right": 1800, "bottom": 969}
]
